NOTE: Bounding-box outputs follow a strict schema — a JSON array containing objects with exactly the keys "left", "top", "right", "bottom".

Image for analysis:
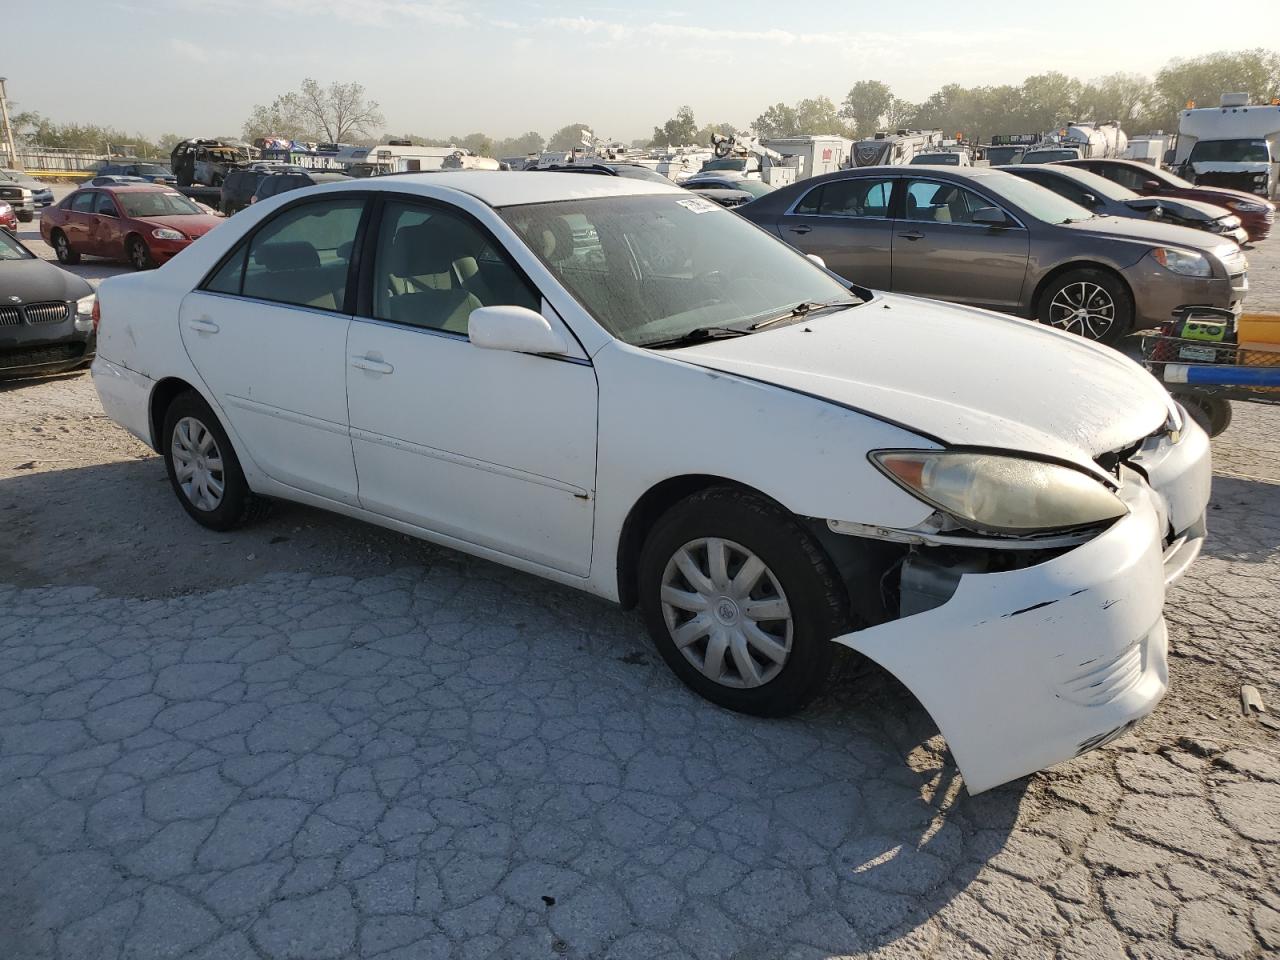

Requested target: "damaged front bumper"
[{"left": 834, "top": 422, "right": 1210, "bottom": 794}]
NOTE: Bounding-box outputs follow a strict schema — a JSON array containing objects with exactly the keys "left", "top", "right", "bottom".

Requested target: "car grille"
[
  {"left": 0, "top": 187, "right": 21, "bottom": 201},
  {"left": 0, "top": 342, "right": 85, "bottom": 369},
  {"left": 23, "top": 302, "right": 70, "bottom": 324},
  {"left": 0, "top": 306, "right": 20, "bottom": 327}
]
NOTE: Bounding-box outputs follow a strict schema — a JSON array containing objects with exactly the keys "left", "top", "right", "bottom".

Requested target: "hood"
[
  {"left": 1130, "top": 195, "right": 1234, "bottom": 222},
  {"left": 0, "top": 257, "right": 92, "bottom": 303},
  {"left": 673, "top": 294, "right": 1171, "bottom": 471},
  {"left": 1181, "top": 182, "right": 1271, "bottom": 205},
  {"left": 138, "top": 214, "right": 222, "bottom": 238},
  {"left": 1059, "top": 214, "right": 1234, "bottom": 255}
]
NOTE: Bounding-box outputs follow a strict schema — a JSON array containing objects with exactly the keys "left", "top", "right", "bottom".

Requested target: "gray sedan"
[{"left": 738, "top": 166, "right": 1248, "bottom": 343}]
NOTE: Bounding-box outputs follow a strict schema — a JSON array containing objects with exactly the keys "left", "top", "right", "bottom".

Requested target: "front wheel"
[
  {"left": 162, "top": 391, "right": 271, "bottom": 531},
  {"left": 1037, "top": 268, "right": 1133, "bottom": 345},
  {"left": 638, "top": 487, "right": 849, "bottom": 717},
  {"left": 18, "top": 211, "right": 33, "bottom": 223},
  {"left": 127, "top": 236, "right": 155, "bottom": 271},
  {"left": 51, "top": 229, "right": 80, "bottom": 265}
]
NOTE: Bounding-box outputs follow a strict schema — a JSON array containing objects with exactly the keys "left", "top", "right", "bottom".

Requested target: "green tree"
[
  {"left": 753, "top": 102, "right": 798, "bottom": 138},
  {"left": 546, "top": 123, "right": 594, "bottom": 151},
  {"left": 650, "top": 105, "right": 699, "bottom": 146},
  {"left": 450, "top": 132, "right": 493, "bottom": 156},
  {"left": 694, "top": 121, "right": 739, "bottom": 145},
  {"left": 1147, "top": 48, "right": 1280, "bottom": 129},
  {"left": 884, "top": 97, "right": 918, "bottom": 131},
  {"left": 840, "top": 81, "right": 893, "bottom": 137},
  {"left": 493, "top": 131, "right": 545, "bottom": 157},
  {"left": 244, "top": 79, "right": 384, "bottom": 144},
  {"left": 1080, "top": 73, "right": 1151, "bottom": 124},
  {"left": 1018, "top": 72, "right": 1085, "bottom": 129}
]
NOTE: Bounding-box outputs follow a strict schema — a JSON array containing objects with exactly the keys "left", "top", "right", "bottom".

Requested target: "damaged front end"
[{"left": 815, "top": 418, "right": 1211, "bottom": 794}]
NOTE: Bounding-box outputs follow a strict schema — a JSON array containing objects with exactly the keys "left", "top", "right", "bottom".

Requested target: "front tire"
[
  {"left": 162, "top": 391, "right": 271, "bottom": 531},
  {"left": 18, "top": 211, "right": 33, "bottom": 223},
  {"left": 638, "top": 486, "right": 849, "bottom": 717},
  {"left": 127, "top": 235, "right": 155, "bottom": 271},
  {"left": 52, "top": 229, "right": 80, "bottom": 265},
  {"left": 1037, "top": 268, "right": 1133, "bottom": 345}
]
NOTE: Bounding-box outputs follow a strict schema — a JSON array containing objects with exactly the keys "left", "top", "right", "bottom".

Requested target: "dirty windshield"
[
  {"left": 501, "top": 194, "right": 859, "bottom": 347},
  {"left": 1188, "top": 138, "right": 1271, "bottom": 163},
  {"left": 118, "top": 191, "right": 205, "bottom": 217}
]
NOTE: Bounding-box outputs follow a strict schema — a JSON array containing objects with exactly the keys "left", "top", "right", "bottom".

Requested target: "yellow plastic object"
[{"left": 1238, "top": 314, "right": 1280, "bottom": 346}]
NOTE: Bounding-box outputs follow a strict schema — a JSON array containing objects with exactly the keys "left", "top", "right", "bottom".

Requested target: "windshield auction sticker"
[{"left": 675, "top": 197, "right": 717, "bottom": 214}]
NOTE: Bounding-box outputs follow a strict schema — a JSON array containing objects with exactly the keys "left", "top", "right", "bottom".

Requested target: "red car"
[
  {"left": 41, "top": 184, "right": 222, "bottom": 269},
  {"left": 0, "top": 200, "right": 15, "bottom": 234},
  {"left": 1063, "top": 158, "right": 1274, "bottom": 243}
]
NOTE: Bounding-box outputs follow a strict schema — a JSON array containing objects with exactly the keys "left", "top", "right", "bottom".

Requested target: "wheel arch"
[
  {"left": 1029, "top": 260, "right": 1134, "bottom": 320},
  {"left": 148, "top": 376, "right": 203, "bottom": 452}
]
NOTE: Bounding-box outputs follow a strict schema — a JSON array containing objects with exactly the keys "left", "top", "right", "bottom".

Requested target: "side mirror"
[
  {"left": 806, "top": 253, "right": 827, "bottom": 269},
  {"left": 468, "top": 305, "right": 568, "bottom": 356},
  {"left": 1081, "top": 193, "right": 1099, "bottom": 207},
  {"left": 971, "top": 206, "right": 1010, "bottom": 227},
  {"left": 1143, "top": 180, "right": 1161, "bottom": 193}
]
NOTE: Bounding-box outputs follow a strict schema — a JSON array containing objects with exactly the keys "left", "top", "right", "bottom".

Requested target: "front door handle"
[
  {"left": 350, "top": 355, "right": 394, "bottom": 375},
  {"left": 187, "top": 317, "right": 219, "bottom": 334},
  {"left": 898, "top": 230, "right": 925, "bottom": 241},
  {"left": 787, "top": 224, "right": 812, "bottom": 235}
]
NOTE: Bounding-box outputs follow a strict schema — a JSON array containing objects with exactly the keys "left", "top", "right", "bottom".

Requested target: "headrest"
[
  {"left": 253, "top": 241, "right": 320, "bottom": 272},
  {"left": 387, "top": 216, "right": 487, "bottom": 276}
]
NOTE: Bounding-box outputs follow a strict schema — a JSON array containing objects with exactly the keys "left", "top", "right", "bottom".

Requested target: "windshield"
[
  {"left": 1188, "top": 138, "right": 1270, "bottom": 164},
  {"left": 1023, "top": 149, "right": 1078, "bottom": 164},
  {"left": 688, "top": 178, "right": 773, "bottom": 197},
  {"left": 610, "top": 165, "right": 672, "bottom": 184},
  {"left": 701, "top": 158, "right": 748, "bottom": 172},
  {"left": 500, "top": 194, "right": 859, "bottom": 347},
  {"left": 118, "top": 191, "right": 204, "bottom": 217},
  {"left": 985, "top": 172, "right": 1096, "bottom": 223},
  {"left": 0, "top": 229, "right": 34, "bottom": 260},
  {"left": 911, "top": 153, "right": 961, "bottom": 165},
  {"left": 985, "top": 147, "right": 1024, "bottom": 165},
  {"left": 1055, "top": 167, "right": 1137, "bottom": 202}
]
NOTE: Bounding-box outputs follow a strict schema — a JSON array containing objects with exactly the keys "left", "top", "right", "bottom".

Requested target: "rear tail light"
[{"left": 92, "top": 298, "right": 101, "bottom": 334}]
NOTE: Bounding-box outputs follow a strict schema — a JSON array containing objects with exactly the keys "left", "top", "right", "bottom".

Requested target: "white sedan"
[{"left": 91, "top": 172, "right": 1211, "bottom": 793}]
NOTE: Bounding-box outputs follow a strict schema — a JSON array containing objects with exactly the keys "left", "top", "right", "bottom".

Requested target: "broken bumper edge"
[{"left": 833, "top": 487, "right": 1180, "bottom": 795}]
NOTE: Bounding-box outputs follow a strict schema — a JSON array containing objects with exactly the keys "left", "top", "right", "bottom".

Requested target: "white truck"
[
  {"left": 849, "top": 130, "right": 944, "bottom": 166},
  {"left": 1174, "top": 94, "right": 1280, "bottom": 201},
  {"left": 1022, "top": 122, "right": 1128, "bottom": 163},
  {"left": 701, "top": 135, "right": 797, "bottom": 186},
  {"left": 759, "top": 136, "right": 852, "bottom": 180}
]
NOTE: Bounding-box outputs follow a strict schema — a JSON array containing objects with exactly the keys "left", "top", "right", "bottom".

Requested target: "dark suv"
[
  {"left": 250, "top": 171, "right": 350, "bottom": 205},
  {"left": 221, "top": 169, "right": 268, "bottom": 215}
]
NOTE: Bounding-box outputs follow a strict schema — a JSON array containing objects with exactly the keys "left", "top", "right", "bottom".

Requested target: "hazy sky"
[{"left": 5, "top": 0, "right": 1278, "bottom": 142}]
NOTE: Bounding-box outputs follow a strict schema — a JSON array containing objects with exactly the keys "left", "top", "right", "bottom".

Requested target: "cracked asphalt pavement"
[{"left": 0, "top": 212, "right": 1278, "bottom": 959}]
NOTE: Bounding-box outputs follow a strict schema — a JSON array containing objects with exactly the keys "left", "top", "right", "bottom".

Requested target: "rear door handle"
[
  {"left": 186, "top": 317, "right": 219, "bottom": 334},
  {"left": 898, "top": 230, "right": 925, "bottom": 241},
  {"left": 350, "top": 356, "right": 394, "bottom": 375},
  {"left": 787, "top": 224, "right": 812, "bottom": 235}
]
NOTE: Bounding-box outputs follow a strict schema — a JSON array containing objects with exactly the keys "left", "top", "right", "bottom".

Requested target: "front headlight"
[
  {"left": 74, "top": 293, "right": 96, "bottom": 331},
  {"left": 1226, "top": 199, "right": 1266, "bottom": 213},
  {"left": 152, "top": 227, "right": 185, "bottom": 241},
  {"left": 871, "top": 450, "right": 1127, "bottom": 535},
  {"left": 1150, "top": 247, "right": 1212, "bottom": 277}
]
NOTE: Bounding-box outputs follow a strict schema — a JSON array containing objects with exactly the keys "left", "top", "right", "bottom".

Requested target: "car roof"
[
  {"left": 349, "top": 170, "right": 681, "bottom": 207},
  {"left": 91, "top": 184, "right": 185, "bottom": 193}
]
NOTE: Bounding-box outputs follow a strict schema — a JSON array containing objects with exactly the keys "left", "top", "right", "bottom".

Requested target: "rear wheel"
[
  {"left": 638, "top": 486, "right": 849, "bottom": 717},
  {"left": 127, "top": 235, "right": 155, "bottom": 271},
  {"left": 51, "top": 229, "right": 80, "bottom": 265},
  {"left": 1037, "top": 268, "right": 1133, "bottom": 345},
  {"left": 162, "top": 391, "right": 271, "bottom": 530}
]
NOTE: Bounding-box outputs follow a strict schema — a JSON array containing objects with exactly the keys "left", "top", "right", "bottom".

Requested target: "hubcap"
[
  {"left": 660, "top": 537, "right": 793, "bottom": 689},
  {"left": 1048, "top": 281, "right": 1115, "bottom": 340},
  {"left": 170, "top": 416, "right": 225, "bottom": 511}
]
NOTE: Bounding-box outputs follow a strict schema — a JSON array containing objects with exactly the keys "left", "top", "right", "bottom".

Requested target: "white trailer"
[
  {"left": 760, "top": 136, "right": 852, "bottom": 180},
  {"left": 341, "top": 143, "right": 461, "bottom": 177},
  {"left": 850, "top": 130, "right": 944, "bottom": 167},
  {"left": 1174, "top": 94, "right": 1280, "bottom": 200}
]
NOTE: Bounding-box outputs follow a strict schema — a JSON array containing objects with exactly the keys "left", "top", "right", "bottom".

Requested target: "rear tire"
[
  {"left": 52, "top": 229, "right": 80, "bottom": 265},
  {"left": 161, "top": 391, "right": 271, "bottom": 531},
  {"left": 127, "top": 235, "right": 155, "bottom": 271},
  {"left": 1037, "top": 267, "right": 1133, "bottom": 345},
  {"left": 638, "top": 486, "right": 849, "bottom": 717}
]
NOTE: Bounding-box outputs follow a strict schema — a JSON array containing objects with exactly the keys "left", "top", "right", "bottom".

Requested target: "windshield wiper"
[
  {"left": 642, "top": 326, "right": 751, "bottom": 349},
  {"left": 750, "top": 298, "right": 858, "bottom": 331}
]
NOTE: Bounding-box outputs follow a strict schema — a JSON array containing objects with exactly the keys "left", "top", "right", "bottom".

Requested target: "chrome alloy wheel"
[
  {"left": 1047, "top": 281, "right": 1116, "bottom": 340},
  {"left": 659, "top": 537, "right": 793, "bottom": 689},
  {"left": 170, "top": 416, "right": 225, "bottom": 511}
]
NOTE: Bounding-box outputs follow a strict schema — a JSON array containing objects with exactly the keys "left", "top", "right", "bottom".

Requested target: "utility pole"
[{"left": 0, "top": 78, "right": 20, "bottom": 170}]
